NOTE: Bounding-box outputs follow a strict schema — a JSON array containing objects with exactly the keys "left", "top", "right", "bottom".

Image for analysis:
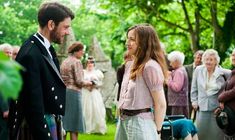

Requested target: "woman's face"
[
  {"left": 126, "top": 29, "right": 138, "bottom": 56},
  {"left": 204, "top": 54, "right": 217, "bottom": 71},
  {"left": 170, "top": 60, "right": 180, "bottom": 70},
  {"left": 87, "top": 60, "right": 95, "bottom": 70},
  {"left": 75, "top": 49, "right": 84, "bottom": 59}
]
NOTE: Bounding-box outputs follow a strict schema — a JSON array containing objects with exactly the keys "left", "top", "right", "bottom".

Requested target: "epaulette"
[
  {"left": 23, "top": 40, "right": 35, "bottom": 54},
  {"left": 16, "top": 39, "right": 35, "bottom": 60}
]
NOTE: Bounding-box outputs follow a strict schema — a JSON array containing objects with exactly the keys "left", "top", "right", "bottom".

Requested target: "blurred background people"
[
  {"left": 82, "top": 56, "right": 107, "bottom": 134},
  {"left": 60, "top": 42, "right": 92, "bottom": 140},
  {"left": 184, "top": 50, "right": 204, "bottom": 119},
  {"left": 12, "top": 46, "right": 20, "bottom": 60},
  {"left": 0, "top": 43, "right": 13, "bottom": 58},
  {"left": 166, "top": 51, "right": 189, "bottom": 118},
  {"left": 115, "top": 24, "right": 167, "bottom": 140},
  {"left": 218, "top": 49, "right": 235, "bottom": 139},
  {"left": 191, "top": 49, "right": 230, "bottom": 140},
  {"left": 160, "top": 42, "right": 173, "bottom": 115}
]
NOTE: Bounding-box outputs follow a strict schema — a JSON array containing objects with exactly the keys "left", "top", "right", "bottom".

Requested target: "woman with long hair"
[{"left": 115, "top": 24, "right": 167, "bottom": 140}]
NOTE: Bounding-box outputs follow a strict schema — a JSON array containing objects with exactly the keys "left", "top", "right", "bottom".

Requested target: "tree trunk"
[{"left": 210, "top": 0, "right": 227, "bottom": 62}]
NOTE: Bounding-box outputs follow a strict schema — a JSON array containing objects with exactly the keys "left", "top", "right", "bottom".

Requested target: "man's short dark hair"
[{"left": 38, "top": 2, "right": 74, "bottom": 28}]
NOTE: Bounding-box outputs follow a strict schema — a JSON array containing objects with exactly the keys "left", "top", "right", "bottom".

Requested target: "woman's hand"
[
  {"left": 3, "top": 110, "right": 9, "bottom": 119},
  {"left": 192, "top": 104, "right": 199, "bottom": 111}
]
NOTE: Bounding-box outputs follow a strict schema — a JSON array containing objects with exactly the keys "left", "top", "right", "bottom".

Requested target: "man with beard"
[{"left": 8, "top": 2, "right": 74, "bottom": 140}]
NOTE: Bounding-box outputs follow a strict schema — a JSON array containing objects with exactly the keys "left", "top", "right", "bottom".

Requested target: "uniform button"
[
  {"left": 44, "top": 115, "right": 46, "bottom": 118},
  {"left": 44, "top": 124, "right": 47, "bottom": 128},
  {"left": 55, "top": 96, "right": 58, "bottom": 100},
  {"left": 48, "top": 133, "right": 50, "bottom": 137},
  {"left": 15, "top": 112, "right": 17, "bottom": 115},
  {"left": 15, "top": 100, "right": 18, "bottom": 104},
  {"left": 15, "top": 119, "right": 17, "bottom": 122},
  {"left": 13, "top": 125, "right": 15, "bottom": 128},
  {"left": 31, "top": 40, "right": 34, "bottom": 43},
  {"left": 60, "top": 104, "right": 63, "bottom": 109},
  {"left": 51, "top": 87, "right": 55, "bottom": 91}
]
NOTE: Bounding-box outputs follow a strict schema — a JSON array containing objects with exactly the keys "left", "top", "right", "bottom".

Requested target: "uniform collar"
[{"left": 34, "top": 32, "right": 52, "bottom": 58}]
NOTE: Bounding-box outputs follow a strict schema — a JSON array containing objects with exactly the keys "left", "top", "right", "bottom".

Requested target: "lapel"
[
  {"left": 213, "top": 66, "right": 224, "bottom": 80},
  {"left": 190, "top": 64, "right": 194, "bottom": 72},
  {"left": 30, "top": 35, "right": 65, "bottom": 84},
  {"left": 201, "top": 66, "right": 207, "bottom": 89}
]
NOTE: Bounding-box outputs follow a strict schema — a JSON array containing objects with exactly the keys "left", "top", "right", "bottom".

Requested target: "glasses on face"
[{"left": 88, "top": 60, "right": 95, "bottom": 64}]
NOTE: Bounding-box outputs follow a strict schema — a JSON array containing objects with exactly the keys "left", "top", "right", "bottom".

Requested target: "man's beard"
[{"left": 50, "top": 27, "right": 63, "bottom": 44}]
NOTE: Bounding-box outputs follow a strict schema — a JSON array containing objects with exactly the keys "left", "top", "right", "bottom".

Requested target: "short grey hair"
[
  {"left": 194, "top": 50, "right": 204, "bottom": 57},
  {"left": 167, "top": 51, "right": 185, "bottom": 65},
  {"left": 202, "top": 49, "right": 220, "bottom": 65},
  {"left": 0, "top": 43, "right": 12, "bottom": 51}
]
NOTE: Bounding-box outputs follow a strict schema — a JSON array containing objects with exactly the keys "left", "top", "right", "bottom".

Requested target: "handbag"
[{"left": 215, "top": 105, "right": 235, "bottom": 136}]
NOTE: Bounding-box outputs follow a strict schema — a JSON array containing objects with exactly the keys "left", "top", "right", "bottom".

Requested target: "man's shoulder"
[
  {"left": 21, "top": 35, "right": 39, "bottom": 50},
  {"left": 17, "top": 35, "right": 41, "bottom": 60}
]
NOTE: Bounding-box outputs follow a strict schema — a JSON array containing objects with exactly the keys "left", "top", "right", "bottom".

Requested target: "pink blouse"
[
  {"left": 118, "top": 59, "right": 165, "bottom": 119},
  {"left": 60, "top": 56, "right": 84, "bottom": 92}
]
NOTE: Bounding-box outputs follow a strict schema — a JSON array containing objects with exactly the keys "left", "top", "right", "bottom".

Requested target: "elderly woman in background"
[
  {"left": 12, "top": 46, "right": 20, "bottom": 60},
  {"left": 218, "top": 49, "right": 235, "bottom": 139},
  {"left": 0, "top": 43, "right": 13, "bottom": 58},
  {"left": 191, "top": 49, "right": 230, "bottom": 140},
  {"left": 166, "top": 51, "right": 189, "bottom": 118}
]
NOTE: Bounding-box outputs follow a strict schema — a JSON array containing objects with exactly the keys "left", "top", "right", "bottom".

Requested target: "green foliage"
[
  {"left": 0, "top": 0, "right": 39, "bottom": 45},
  {"left": 0, "top": 0, "right": 234, "bottom": 68},
  {"left": 0, "top": 52, "right": 23, "bottom": 99},
  {"left": 221, "top": 57, "right": 232, "bottom": 69}
]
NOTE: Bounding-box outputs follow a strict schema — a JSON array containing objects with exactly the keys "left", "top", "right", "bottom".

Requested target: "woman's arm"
[
  {"left": 152, "top": 89, "right": 166, "bottom": 131},
  {"left": 167, "top": 69, "right": 185, "bottom": 92}
]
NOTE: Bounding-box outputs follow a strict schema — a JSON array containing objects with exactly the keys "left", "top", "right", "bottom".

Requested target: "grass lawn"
[{"left": 66, "top": 123, "right": 116, "bottom": 140}]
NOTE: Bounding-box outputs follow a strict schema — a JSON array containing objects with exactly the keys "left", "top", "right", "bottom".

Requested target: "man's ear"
[{"left": 48, "top": 20, "right": 55, "bottom": 31}]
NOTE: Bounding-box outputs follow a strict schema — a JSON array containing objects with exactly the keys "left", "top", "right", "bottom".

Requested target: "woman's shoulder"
[
  {"left": 145, "top": 59, "right": 160, "bottom": 69},
  {"left": 125, "top": 60, "right": 133, "bottom": 70},
  {"left": 194, "top": 65, "right": 205, "bottom": 72}
]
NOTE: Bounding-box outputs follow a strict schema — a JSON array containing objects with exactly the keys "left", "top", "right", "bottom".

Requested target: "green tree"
[
  {"left": 98, "top": 0, "right": 235, "bottom": 63},
  {"left": 0, "top": 0, "right": 39, "bottom": 45}
]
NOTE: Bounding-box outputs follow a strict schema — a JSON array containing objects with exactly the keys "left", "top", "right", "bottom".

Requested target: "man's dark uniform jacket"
[{"left": 8, "top": 34, "right": 66, "bottom": 140}]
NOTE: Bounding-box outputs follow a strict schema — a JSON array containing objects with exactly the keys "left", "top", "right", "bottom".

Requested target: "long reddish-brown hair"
[{"left": 127, "top": 24, "right": 168, "bottom": 80}]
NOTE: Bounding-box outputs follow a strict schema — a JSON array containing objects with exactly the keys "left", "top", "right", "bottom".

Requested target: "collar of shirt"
[
  {"left": 34, "top": 32, "right": 52, "bottom": 58},
  {"left": 193, "top": 63, "right": 196, "bottom": 69}
]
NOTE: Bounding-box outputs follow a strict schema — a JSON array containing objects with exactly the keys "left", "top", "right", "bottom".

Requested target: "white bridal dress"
[{"left": 82, "top": 69, "right": 107, "bottom": 134}]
